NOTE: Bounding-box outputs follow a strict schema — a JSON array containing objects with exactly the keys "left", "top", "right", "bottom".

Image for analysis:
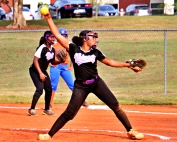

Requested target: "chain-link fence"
[{"left": 0, "top": 29, "right": 176, "bottom": 98}]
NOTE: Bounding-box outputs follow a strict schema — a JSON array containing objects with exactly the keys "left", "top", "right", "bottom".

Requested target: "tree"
[
  {"left": 157, "top": 3, "right": 165, "bottom": 13},
  {"left": 1, "top": 0, "right": 26, "bottom": 29},
  {"left": 174, "top": 0, "right": 177, "bottom": 11}
]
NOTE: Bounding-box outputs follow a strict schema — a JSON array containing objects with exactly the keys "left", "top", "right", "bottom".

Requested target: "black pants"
[
  {"left": 29, "top": 67, "right": 52, "bottom": 110},
  {"left": 48, "top": 76, "right": 132, "bottom": 137}
]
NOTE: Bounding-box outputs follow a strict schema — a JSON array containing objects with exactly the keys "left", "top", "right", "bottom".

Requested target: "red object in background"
[
  {"left": 120, "top": 0, "right": 150, "bottom": 10},
  {"left": 1, "top": 0, "right": 13, "bottom": 12}
]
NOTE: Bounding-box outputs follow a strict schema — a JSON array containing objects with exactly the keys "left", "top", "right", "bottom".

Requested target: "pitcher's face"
[{"left": 86, "top": 32, "right": 98, "bottom": 47}]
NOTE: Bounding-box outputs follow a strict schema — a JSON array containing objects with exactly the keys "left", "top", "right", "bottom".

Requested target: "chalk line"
[
  {"left": 0, "top": 105, "right": 174, "bottom": 140},
  {"left": 0, "top": 127, "right": 171, "bottom": 140},
  {"left": 0, "top": 105, "right": 177, "bottom": 115}
]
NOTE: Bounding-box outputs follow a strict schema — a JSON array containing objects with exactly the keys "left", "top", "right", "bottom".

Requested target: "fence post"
[
  {"left": 164, "top": 30, "right": 167, "bottom": 95},
  {"left": 74, "top": 30, "right": 77, "bottom": 36}
]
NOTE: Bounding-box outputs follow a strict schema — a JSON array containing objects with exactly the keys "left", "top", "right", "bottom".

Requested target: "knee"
[
  {"left": 60, "top": 109, "right": 77, "bottom": 122},
  {"left": 111, "top": 103, "right": 124, "bottom": 114},
  {"left": 52, "top": 85, "right": 57, "bottom": 92},
  {"left": 115, "top": 104, "right": 125, "bottom": 115},
  {"left": 109, "top": 101, "right": 119, "bottom": 110},
  {"left": 45, "top": 88, "right": 52, "bottom": 95},
  {"left": 34, "top": 89, "right": 43, "bottom": 97}
]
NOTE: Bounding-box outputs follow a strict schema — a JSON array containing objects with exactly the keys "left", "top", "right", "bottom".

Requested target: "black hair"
[
  {"left": 39, "top": 36, "right": 45, "bottom": 46},
  {"left": 79, "top": 30, "right": 92, "bottom": 38},
  {"left": 72, "top": 36, "right": 82, "bottom": 46},
  {"left": 38, "top": 30, "right": 53, "bottom": 46},
  {"left": 43, "top": 30, "right": 53, "bottom": 39},
  {"left": 72, "top": 30, "right": 92, "bottom": 46}
]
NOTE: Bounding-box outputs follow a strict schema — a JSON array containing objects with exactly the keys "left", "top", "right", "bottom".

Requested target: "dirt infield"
[{"left": 0, "top": 104, "right": 176, "bottom": 142}]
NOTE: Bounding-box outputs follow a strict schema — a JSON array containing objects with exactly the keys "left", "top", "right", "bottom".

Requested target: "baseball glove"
[
  {"left": 56, "top": 48, "right": 67, "bottom": 63},
  {"left": 126, "top": 59, "right": 147, "bottom": 73}
]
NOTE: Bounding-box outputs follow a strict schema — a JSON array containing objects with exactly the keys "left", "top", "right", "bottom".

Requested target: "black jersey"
[
  {"left": 69, "top": 43, "right": 105, "bottom": 81},
  {"left": 30, "top": 44, "right": 55, "bottom": 72}
]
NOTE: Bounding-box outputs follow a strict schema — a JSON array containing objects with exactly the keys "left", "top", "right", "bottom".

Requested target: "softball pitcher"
[{"left": 38, "top": 14, "right": 144, "bottom": 140}]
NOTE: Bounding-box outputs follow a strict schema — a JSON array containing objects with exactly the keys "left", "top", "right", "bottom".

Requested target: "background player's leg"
[
  {"left": 29, "top": 68, "right": 44, "bottom": 115},
  {"left": 50, "top": 66, "right": 61, "bottom": 108},
  {"left": 44, "top": 72, "right": 52, "bottom": 111}
]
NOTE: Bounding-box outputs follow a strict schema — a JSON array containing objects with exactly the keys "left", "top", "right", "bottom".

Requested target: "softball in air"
[{"left": 40, "top": 6, "right": 49, "bottom": 15}]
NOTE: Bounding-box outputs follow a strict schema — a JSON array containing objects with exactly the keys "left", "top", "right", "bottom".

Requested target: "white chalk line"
[
  {"left": 1, "top": 105, "right": 177, "bottom": 115},
  {"left": 0, "top": 127, "right": 171, "bottom": 140},
  {"left": 0, "top": 105, "right": 175, "bottom": 140}
]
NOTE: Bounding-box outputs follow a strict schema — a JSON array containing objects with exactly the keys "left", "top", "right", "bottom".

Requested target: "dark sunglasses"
[
  {"left": 45, "top": 34, "right": 55, "bottom": 39},
  {"left": 86, "top": 33, "right": 98, "bottom": 39}
]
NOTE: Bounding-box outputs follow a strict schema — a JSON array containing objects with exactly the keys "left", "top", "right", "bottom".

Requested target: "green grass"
[
  {"left": 0, "top": 16, "right": 177, "bottom": 105},
  {"left": 1, "top": 15, "right": 177, "bottom": 29}
]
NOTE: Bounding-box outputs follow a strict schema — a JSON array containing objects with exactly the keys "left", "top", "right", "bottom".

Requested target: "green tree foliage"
[
  {"left": 174, "top": 0, "right": 177, "bottom": 10},
  {"left": 0, "top": 0, "right": 9, "bottom": 5},
  {"left": 38, "top": 1, "right": 49, "bottom": 8},
  {"left": 157, "top": 3, "right": 165, "bottom": 9}
]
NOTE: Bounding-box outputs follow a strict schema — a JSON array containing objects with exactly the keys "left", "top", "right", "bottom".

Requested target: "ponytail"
[
  {"left": 72, "top": 36, "right": 83, "bottom": 46},
  {"left": 39, "top": 36, "right": 45, "bottom": 46}
]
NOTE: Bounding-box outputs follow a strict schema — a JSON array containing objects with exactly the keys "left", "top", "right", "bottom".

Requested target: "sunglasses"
[
  {"left": 80, "top": 32, "right": 98, "bottom": 40},
  {"left": 45, "top": 34, "right": 55, "bottom": 40},
  {"left": 86, "top": 33, "right": 98, "bottom": 40}
]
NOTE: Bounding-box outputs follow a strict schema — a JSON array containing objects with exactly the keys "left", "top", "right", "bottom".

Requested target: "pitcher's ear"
[{"left": 83, "top": 38, "right": 87, "bottom": 42}]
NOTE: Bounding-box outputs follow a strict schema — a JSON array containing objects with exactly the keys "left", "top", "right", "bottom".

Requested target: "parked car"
[
  {"left": 125, "top": 4, "right": 152, "bottom": 16},
  {"left": 49, "top": 0, "right": 92, "bottom": 19},
  {"left": 0, "top": 7, "right": 6, "bottom": 20},
  {"left": 93, "top": 4, "right": 119, "bottom": 16},
  {"left": 33, "top": 7, "right": 41, "bottom": 20},
  {"left": 7, "top": 7, "right": 34, "bottom": 20}
]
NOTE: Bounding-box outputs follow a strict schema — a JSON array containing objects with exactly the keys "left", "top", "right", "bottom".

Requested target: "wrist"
[{"left": 126, "top": 62, "right": 131, "bottom": 68}]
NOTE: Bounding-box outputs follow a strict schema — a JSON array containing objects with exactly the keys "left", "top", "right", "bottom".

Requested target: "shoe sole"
[
  {"left": 39, "top": 134, "right": 51, "bottom": 140},
  {"left": 130, "top": 136, "right": 144, "bottom": 140},
  {"left": 27, "top": 112, "right": 38, "bottom": 116},
  {"left": 42, "top": 112, "right": 56, "bottom": 116},
  {"left": 127, "top": 133, "right": 144, "bottom": 140}
]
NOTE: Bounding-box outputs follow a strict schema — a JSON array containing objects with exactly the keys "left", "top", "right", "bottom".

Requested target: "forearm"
[
  {"left": 101, "top": 57, "right": 130, "bottom": 68},
  {"left": 33, "top": 58, "right": 47, "bottom": 81},
  {"left": 34, "top": 59, "right": 43, "bottom": 74},
  {"left": 69, "top": 61, "right": 73, "bottom": 68},
  {"left": 109, "top": 60, "right": 130, "bottom": 68},
  {"left": 51, "top": 60, "right": 62, "bottom": 65},
  {"left": 44, "top": 15, "right": 69, "bottom": 50}
]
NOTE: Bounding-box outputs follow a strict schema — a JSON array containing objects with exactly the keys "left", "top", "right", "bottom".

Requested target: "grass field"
[
  {"left": 0, "top": 16, "right": 177, "bottom": 105},
  {"left": 1, "top": 15, "right": 177, "bottom": 29}
]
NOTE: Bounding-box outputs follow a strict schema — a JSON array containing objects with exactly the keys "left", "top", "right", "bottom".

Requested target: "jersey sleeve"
[
  {"left": 95, "top": 49, "right": 106, "bottom": 61},
  {"left": 69, "top": 43, "right": 77, "bottom": 57},
  {"left": 34, "top": 44, "right": 44, "bottom": 58}
]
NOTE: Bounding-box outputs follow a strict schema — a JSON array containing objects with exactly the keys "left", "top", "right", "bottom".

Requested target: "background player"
[{"left": 28, "top": 31, "right": 65, "bottom": 116}]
